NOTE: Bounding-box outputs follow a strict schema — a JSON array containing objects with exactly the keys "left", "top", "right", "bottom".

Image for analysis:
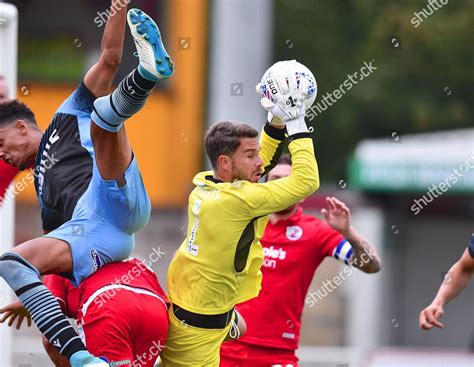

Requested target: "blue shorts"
[{"left": 45, "top": 156, "right": 151, "bottom": 286}]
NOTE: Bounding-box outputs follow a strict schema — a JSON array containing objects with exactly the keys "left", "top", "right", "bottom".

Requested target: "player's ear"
[
  {"left": 217, "top": 154, "right": 232, "bottom": 172},
  {"left": 15, "top": 119, "right": 28, "bottom": 134}
]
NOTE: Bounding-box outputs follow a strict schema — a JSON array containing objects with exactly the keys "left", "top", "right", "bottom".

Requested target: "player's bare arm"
[
  {"left": 84, "top": 0, "right": 128, "bottom": 98},
  {"left": 419, "top": 248, "right": 474, "bottom": 330},
  {"left": 42, "top": 337, "right": 71, "bottom": 367},
  {"left": 224, "top": 310, "right": 247, "bottom": 342},
  {"left": 322, "top": 196, "right": 381, "bottom": 273}
]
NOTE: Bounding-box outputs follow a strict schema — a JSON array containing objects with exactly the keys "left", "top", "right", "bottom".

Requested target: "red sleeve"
[
  {"left": 43, "top": 275, "right": 68, "bottom": 314},
  {"left": 314, "top": 219, "right": 346, "bottom": 258},
  {"left": 43, "top": 275, "right": 80, "bottom": 319},
  {"left": 0, "top": 162, "right": 18, "bottom": 203}
]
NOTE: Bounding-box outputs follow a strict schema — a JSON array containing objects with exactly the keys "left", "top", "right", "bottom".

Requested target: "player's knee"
[
  {"left": 0, "top": 252, "right": 40, "bottom": 286},
  {"left": 99, "top": 51, "right": 122, "bottom": 72},
  {"left": 0, "top": 252, "right": 18, "bottom": 277}
]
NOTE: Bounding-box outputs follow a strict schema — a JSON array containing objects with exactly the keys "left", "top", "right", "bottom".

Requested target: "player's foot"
[
  {"left": 127, "top": 8, "right": 174, "bottom": 81},
  {"left": 70, "top": 351, "right": 109, "bottom": 367}
]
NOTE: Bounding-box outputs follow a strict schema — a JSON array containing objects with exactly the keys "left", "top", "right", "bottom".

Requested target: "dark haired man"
[
  {"left": 0, "top": 3, "right": 173, "bottom": 366},
  {"left": 161, "top": 62, "right": 319, "bottom": 366},
  {"left": 220, "top": 155, "right": 381, "bottom": 367}
]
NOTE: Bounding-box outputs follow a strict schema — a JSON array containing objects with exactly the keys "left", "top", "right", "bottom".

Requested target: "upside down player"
[
  {"left": 0, "top": 258, "right": 169, "bottom": 367},
  {"left": 220, "top": 155, "right": 381, "bottom": 367},
  {"left": 0, "top": 2, "right": 174, "bottom": 365},
  {"left": 161, "top": 60, "right": 320, "bottom": 366},
  {"left": 419, "top": 235, "right": 474, "bottom": 330}
]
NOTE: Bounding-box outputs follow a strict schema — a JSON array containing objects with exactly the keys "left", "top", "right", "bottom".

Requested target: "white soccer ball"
[{"left": 258, "top": 60, "right": 317, "bottom": 111}]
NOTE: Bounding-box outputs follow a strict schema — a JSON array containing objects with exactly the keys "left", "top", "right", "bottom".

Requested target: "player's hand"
[
  {"left": 258, "top": 88, "right": 306, "bottom": 123},
  {"left": 419, "top": 304, "right": 445, "bottom": 330},
  {"left": 256, "top": 61, "right": 310, "bottom": 135},
  {"left": 321, "top": 197, "right": 351, "bottom": 235},
  {"left": 259, "top": 92, "right": 308, "bottom": 135},
  {"left": 0, "top": 300, "right": 32, "bottom": 330}
]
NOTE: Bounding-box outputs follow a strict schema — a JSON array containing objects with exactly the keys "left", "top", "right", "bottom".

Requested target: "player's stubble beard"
[
  {"left": 19, "top": 147, "right": 37, "bottom": 171},
  {"left": 231, "top": 160, "right": 260, "bottom": 183},
  {"left": 17, "top": 127, "right": 42, "bottom": 171}
]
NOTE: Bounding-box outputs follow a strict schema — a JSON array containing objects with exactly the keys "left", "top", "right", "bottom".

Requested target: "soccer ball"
[{"left": 258, "top": 60, "right": 317, "bottom": 110}]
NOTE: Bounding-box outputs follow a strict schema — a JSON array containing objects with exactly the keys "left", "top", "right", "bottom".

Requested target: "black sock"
[{"left": 110, "top": 69, "right": 156, "bottom": 118}]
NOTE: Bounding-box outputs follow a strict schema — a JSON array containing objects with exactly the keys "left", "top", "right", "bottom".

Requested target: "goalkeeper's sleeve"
[
  {"left": 259, "top": 123, "right": 287, "bottom": 177},
  {"left": 241, "top": 134, "right": 319, "bottom": 217}
]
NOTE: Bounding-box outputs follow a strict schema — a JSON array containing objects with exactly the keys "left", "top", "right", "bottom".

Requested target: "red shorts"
[
  {"left": 220, "top": 340, "right": 298, "bottom": 367},
  {"left": 79, "top": 287, "right": 169, "bottom": 367}
]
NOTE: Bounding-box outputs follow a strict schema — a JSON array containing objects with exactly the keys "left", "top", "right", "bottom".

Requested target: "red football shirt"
[
  {"left": 44, "top": 258, "right": 169, "bottom": 320},
  {"left": 0, "top": 161, "right": 18, "bottom": 204},
  {"left": 231, "top": 206, "right": 346, "bottom": 351}
]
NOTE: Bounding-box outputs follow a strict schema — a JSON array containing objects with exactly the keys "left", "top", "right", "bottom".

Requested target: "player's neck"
[
  {"left": 33, "top": 128, "right": 43, "bottom": 146},
  {"left": 213, "top": 169, "right": 231, "bottom": 183},
  {"left": 27, "top": 128, "right": 44, "bottom": 167},
  {"left": 269, "top": 205, "right": 299, "bottom": 224}
]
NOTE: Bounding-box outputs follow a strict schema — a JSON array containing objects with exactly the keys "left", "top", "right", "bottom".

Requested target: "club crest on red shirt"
[{"left": 286, "top": 225, "right": 303, "bottom": 241}]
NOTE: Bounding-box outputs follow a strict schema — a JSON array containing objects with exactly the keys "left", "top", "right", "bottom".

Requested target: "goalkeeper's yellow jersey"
[{"left": 167, "top": 126, "right": 319, "bottom": 315}]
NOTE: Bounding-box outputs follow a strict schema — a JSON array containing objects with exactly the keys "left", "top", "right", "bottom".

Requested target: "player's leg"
[
  {"left": 160, "top": 306, "right": 232, "bottom": 367},
  {"left": 90, "top": 8, "right": 174, "bottom": 184},
  {"left": 129, "top": 292, "right": 169, "bottom": 366},
  {"left": 0, "top": 239, "right": 106, "bottom": 366},
  {"left": 80, "top": 291, "right": 134, "bottom": 366},
  {"left": 220, "top": 340, "right": 251, "bottom": 367},
  {"left": 220, "top": 342, "right": 299, "bottom": 367}
]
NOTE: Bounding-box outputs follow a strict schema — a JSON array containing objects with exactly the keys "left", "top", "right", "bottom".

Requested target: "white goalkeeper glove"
[{"left": 257, "top": 60, "right": 310, "bottom": 135}]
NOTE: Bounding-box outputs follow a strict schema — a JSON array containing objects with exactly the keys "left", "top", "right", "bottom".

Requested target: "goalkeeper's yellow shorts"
[{"left": 160, "top": 305, "right": 233, "bottom": 367}]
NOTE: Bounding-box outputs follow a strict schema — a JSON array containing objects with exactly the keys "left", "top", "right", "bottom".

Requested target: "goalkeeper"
[{"left": 160, "top": 61, "right": 320, "bottom": 367}]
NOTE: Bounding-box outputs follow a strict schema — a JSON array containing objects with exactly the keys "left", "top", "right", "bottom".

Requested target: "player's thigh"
[
  {"left": 10, "top": 237, "right": 72, "bottom": 275},
  {"left": 220, "top": 342, "right": 298, "bottom": 367},
  {"left": 160, "top": 307, "right": 230, "bottom": 367},
  {"left": 44, "top": 216, "right": 135, "bottom": 285},
  {"left": 130, "top": 293, "right": 169, "bottom": 366},
  {"left": 81, "top": 291, "right": 134, "bottom": 365},
  {"left": 88, "top": 155, "right": 151, "bottom": 234},
  {"left": 220, "top": 340, "right": 251, "bottom": 367}
]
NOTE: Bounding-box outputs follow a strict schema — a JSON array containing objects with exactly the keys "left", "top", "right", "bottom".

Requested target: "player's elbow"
[
  {"left": 365, "top": 260, "right": 382, "bottom": 274},
  {"left": 42, "top": 336, "right": 70, "bottom": 367},
  {"left": 294, "top": 160, "right": 320, "bottom": 197},
  {"left": 458, "top": 259, "right": 474, "bottom": 276},
  {"left": 298, "top": 174, "right": 320, "bottom": 197},
  {"left": 360, "top": 256, "right": 382, "bottom": 274},
  {"left": 309, "top": 175, "right": 320, "bottom": 193}
]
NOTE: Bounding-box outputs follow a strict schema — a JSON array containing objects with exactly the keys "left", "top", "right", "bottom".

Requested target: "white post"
[
  {"left": 0, "top": 3, "right": 18, "bottom": 367},
  {"left": 207, "top": 0, "right": 273, "bottom": 133},
  {"left": 343, "top": 207, "right": 385, "bottom": 350}
]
